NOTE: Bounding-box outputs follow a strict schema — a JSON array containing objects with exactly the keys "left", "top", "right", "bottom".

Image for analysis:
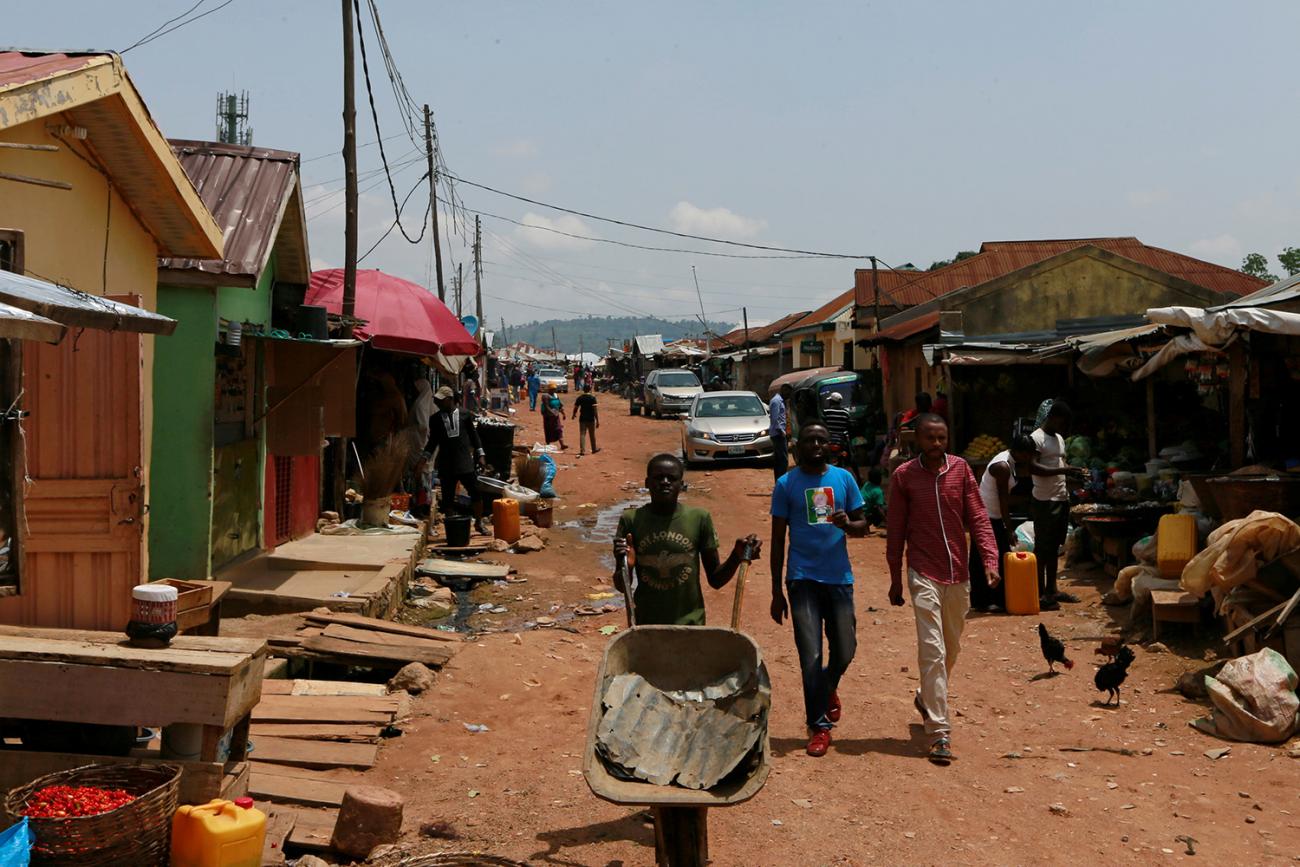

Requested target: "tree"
[
  {"left": 928, "top": 250, "right": 978, "bottom": 271},
  {"left": 1241, "top": 252, "right": 1278, "bottom": 283},
  {"left": 1278, "top": 246, "right": 1300, "bottom": 277}
]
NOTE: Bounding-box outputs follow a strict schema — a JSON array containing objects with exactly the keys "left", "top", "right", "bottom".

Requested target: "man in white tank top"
[{"left": 969, "top": 436, "right": 1038, "bottom": 611}]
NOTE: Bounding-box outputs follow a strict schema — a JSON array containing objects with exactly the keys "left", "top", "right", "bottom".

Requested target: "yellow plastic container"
[
  {"left": 492, "top": 497, "right": 521, "bottom": 544},
  {"left": 171, "top": 798, "right": 266, "bottom": 867},
  {"left": 1003, "top": 551, "right": 1040, "bottom": 615},
  {"left": 1157, "top": 513, "right": 1198, "bottom": 579}
]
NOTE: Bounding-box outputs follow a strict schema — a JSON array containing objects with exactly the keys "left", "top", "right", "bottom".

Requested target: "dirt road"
[{"left": 363, "top": 397, "right": 1300, "bottom": 865}]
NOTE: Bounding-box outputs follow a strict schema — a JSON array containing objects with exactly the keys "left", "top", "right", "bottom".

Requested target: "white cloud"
[
  {"left": 1187, "top": 233, "right": 1243, "bottom": 264},
  {"left": 668, "top": 201, "right": 766, "bottom": 239},
  {"left": 492, "top": 139, "right": 538, "bottom": 159},
  {"left": 1126, "top": 189, "right": 1168, "bottom": 208},
  {"left": 513, "top": 212, "right": 596, "bottom": 251}
]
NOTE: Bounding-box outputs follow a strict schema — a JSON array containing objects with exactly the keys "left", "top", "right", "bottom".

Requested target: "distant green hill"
[{"left": 499, "top": 315, "right": 734, "bottom": 355}]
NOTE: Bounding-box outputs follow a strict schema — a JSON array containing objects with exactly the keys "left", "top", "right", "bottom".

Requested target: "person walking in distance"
[
  {"left": 770, "top": 423, "right": 869, "bottom": 757},
  {"left": 769, "top": 383, "right": 793, "bottom": 482},
  {"left": 526, "top": 368, "right": 541, "bottom": 412},
  {"left": 571, "top": 382, "right": 601, "bottom": 456},
  {"left": 886, "top": 414, "right": 999, "bottom": 765},
  {"left": 1030, "top": 401, "right": 1087, "bottom": 611}
]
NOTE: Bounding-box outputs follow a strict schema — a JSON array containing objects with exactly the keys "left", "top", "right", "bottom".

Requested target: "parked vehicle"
[
  {"left": 537, "top": 366, "right": 568, "bottom": 393},
  {"left": 679, "top": 391, "right": 774, "bottom": 467},
  {"left": 641, "top": 368, "right": 703, "bottom": 418}
]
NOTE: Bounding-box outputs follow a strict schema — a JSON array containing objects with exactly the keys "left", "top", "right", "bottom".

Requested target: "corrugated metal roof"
[
  {"left": 856, "top": 238, "right": 1263, "bottom": 309},
  {"left": 1213, "top": 272, "right": 1300, "bottom": 311},
  {"left": 711, "top": 310, "right": 811, "bottom": 350},
  {"left": 633, "top": 334, "right": 665, "bottom": 355},
  {"left": 862, "top": 310, "right": 940, "bottom": 344},
  {"left": 784, "top": 289, "right": 855, "bottom": 333},
  {"left": 0, "top": 50, "right": 103, "bottom": 90},
  {"left": 852, "top": 266, "right": 936, "bottom": 308},
  {"left": 159, "top": 139, "right": 309, "bottom": 285}
]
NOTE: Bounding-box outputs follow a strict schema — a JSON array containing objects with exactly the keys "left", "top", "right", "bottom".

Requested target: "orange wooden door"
[{"left": 0, "top": 297, "right": 144, "bottom": 629}]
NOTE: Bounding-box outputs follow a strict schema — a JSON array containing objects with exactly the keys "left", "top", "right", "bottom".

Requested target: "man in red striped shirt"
[{"left": 886, "top": 414, "right": 999, "bottom": 764}]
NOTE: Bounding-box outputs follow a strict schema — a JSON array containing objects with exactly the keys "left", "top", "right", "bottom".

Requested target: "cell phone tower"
[{"left": 215, "top": 91, "right": 253, "bottom": 145}]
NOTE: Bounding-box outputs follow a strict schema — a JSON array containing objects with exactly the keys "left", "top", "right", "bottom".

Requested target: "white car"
[
  {"left": 643, "top": 368, "right": 703, "bottom": 418},
  {"left": 680, "top": 391, "right": 774, "bottom": 466},
  {"left": 536, "top": 367, "right": 568, "bottom": 393}
]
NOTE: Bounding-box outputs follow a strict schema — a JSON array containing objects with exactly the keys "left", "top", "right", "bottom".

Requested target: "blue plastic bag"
[
  {"left": 537, "top": 453, "right": 557, "bottom": 499},
  {"left": 0, "top": 817, "right": 32, "bottom": 867}
]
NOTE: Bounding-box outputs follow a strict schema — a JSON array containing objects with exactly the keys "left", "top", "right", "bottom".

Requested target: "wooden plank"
[
  {"left": 0, "top": 625, "right": 266, "bottom": 657},
  {"left": 284, "top": 808, "right": 337, "bottom": 853},
  {"left": 261, "top": 679, "right": 295, "bottom": 695},
  {"left": 251, "top": 771, "right": 350, "bottom": 808},
  {"left": 300, "top": 635, "right": 452, "bottom": 668},
  {"left": 321, "top": 622, "right": 459, "bottom": 651},
  {"left": 252, "top": 696, "right": 396, "bottom": 724},
  {"left": 0, "top": 632, "right": 262, "bottom": 674},
  {"left": 251, "top": 723, "right": 381, "bottom": 742},
  {"left": 250, "top": 736, "right": 378, "bottom": 769},
  {"left": 291, "top": 680, "right": 389, "bottom": 697},
  {"left": 416, "top": 557, "right": 510, "bottom": 578},
  {"left": 1222, "top": 597, "right": 1291, "bottom": 643},
  {"left": 0, "top": 660, "right": 249, "bottom": 728},
  {"left": 302, "top": 612, "right": 461, "bottom": 642},
  {"left": 261, "top": 807, "right": 297, "bottom": 866}
]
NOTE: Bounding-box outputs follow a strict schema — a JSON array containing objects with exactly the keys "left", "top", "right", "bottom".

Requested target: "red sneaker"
[
  {"left": 806, "top": 729, "right": 832, "bottom": 757},
  {"left": 827, "top": 691, "right": 842, "bottom": 723}
]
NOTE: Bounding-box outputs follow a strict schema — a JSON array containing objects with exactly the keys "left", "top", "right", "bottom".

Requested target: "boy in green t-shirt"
[
  {"left": 612, "top": 453, "right": 760, "bottom": 625},
  {"left": 859, "top": 466, "right": 886, "bottom": 528}
]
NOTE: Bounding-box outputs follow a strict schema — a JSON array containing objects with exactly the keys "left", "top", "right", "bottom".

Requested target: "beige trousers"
[{"left": 908, "top": 569, "right": 970, "bottom": 741}]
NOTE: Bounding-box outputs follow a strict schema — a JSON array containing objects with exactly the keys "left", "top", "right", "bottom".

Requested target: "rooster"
[
  {"left": 1038, "top": 623, "right": 1074, "bottom": 674},
  {"left": 1094, "top": 645, "right": 1135, "bottom": 706}
]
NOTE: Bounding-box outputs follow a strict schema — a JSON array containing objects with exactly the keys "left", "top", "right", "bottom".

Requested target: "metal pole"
[
  {"left": 742, "top": 306, "right": 752, "bottom": 389},
  {"left": 691, "top": 265, "right": 711, "bottom": 361},
  {"left": 424, "top": 104, "right": 447, "bottom": 303},
  {"left": 455, "top": 263, "right": 463, "bottom": 318},
  {"left": 341, "top": 0, "right": 358, "bottom": 332},
  {"left": 474, "top": 215, "right": 483, "bottom": 326}
]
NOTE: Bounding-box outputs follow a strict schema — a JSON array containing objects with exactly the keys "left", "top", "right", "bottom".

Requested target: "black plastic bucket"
[{"left": 445, "top": 515, "right": 472, "bottom": 547}]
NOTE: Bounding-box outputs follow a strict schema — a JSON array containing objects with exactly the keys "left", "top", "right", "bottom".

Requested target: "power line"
[
  {"left": 446, "top": 172, "right": 870, "bottom": 259},
  {"left": 120, "top": 0, "right": 238, "bottom": 54},
  {"left": 353, "top": 0, "right": 427, "bottom": 244},
  {"left": 301, "top": 132, "right": 409, "bottom": 164},
  {"left": 467, "top": 207, "right": 826, "bottom": 260},
  {"left": 358, "top": 171, "right": 431, "bottom": 263}
]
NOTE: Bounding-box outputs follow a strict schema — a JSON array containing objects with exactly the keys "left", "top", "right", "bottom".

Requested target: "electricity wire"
[{"left": 120, "top": 0, "right": 238, "bottom": 54}]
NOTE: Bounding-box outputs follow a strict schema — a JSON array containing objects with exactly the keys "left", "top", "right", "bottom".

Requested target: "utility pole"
[
  {"left": 742, "top": 306, "right": 752, "bottom": 389},
  {"left": 691, "top": 265, "right": 711, "bottom": 361},
  {"left": 340, "top": 0, "right": 358, "bottom": 333},
  {"left": 551, "top": 325, "right": 559, "bottom": 361},
  {"left": 501, "top": 316, "right": 508, "bottom": 346},
  {"left": 473, "top": 215, "right": 483, "bottom": 326},
  {"left": 454, "top": 263, "right": 463, "bottom": 318},
  {"left": 871, "top": 255, "right": 881, "bottom": 370},
  {"left": 424, "top": 105, "right": 446, "bottom": 303}
]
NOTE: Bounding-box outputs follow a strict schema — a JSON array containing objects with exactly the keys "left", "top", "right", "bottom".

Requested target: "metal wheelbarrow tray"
[{"left": 583, "top": 624, "right": 771, "bottom": 807}]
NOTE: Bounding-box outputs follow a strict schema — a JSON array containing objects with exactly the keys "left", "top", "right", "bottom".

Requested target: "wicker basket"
[{"left": 4, "top": 763, "right": 180, "bottom": 866}]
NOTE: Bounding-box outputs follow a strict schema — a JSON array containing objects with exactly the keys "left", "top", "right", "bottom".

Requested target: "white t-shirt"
[
  {"left": 1031, "top": 428, "right": 1067, "bottom": 502},
  {"left": 1034, "top": 426, "right": 1066, "bottom": 501},
  {"left": 978, "top": 449, "right": 1015, "bottom": 519}
]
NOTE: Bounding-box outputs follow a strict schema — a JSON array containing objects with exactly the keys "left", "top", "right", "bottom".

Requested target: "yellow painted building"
[{"left": 0, "top": 51, "right": 221, "bottom": 627}]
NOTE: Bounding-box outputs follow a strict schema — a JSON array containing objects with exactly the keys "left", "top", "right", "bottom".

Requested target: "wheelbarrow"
[{"left": 583, "top": 547, "right": 768, "bottom": 866}]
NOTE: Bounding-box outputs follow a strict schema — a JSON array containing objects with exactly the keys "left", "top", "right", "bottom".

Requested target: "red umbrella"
[{"left": 306, "top": 269, "right": 481, "bottom": 357}]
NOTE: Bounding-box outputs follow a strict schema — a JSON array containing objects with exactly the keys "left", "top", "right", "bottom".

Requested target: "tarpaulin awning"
[
  {"left": 0, "top": 271, "right": 176, "bottom": 335},
  {"left": 306, "top": 269, "right": 480, "bottom": 357},
  {"left": 924, "top": 343, "right": 1072, "bottom": 367},
  {"left": 0, "top": 300, "right": 65, "bottom": 343},
  {"left": 1146, "top": 305, "right": 1300, "bottom": 345}
]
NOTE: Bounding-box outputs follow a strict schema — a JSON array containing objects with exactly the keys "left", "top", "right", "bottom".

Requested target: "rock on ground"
[
  {"left": 330, "top": 785, "right": 405, "bottom": 859},
  {"left": 388, "top": 662, "right": 436, "bottom": 694}
]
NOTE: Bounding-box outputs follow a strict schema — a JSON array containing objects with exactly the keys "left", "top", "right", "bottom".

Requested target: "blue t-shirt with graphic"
[{"left": 770, "top": 465, "right": 863, "bottom": 584}]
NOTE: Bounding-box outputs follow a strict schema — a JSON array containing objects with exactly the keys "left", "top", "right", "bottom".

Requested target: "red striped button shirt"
[{"left": 886, "top": 454, "right": 1000, "bottom": 585}]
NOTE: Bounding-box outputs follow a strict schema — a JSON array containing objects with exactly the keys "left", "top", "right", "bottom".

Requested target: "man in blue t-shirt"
[{"left": 770, "top": 423, "right": 869, "bottom": 757}]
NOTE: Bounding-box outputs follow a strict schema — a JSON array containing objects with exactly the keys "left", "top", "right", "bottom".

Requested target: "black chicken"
[
  {"left": 1094, "top": 645, "right": 1135, "bottom": 706},
  {"left": 1038, "top": 622, "right": 1074, "bottom": 674}
]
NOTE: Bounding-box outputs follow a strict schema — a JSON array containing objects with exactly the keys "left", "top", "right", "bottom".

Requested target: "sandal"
[{"left": 928, "top": 737, "right": 953, "bottom": 765}]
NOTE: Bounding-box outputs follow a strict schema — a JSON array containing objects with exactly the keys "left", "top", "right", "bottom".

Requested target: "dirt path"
[{"left": 362, "top": 398, "right": 1300, "bottom": 865}]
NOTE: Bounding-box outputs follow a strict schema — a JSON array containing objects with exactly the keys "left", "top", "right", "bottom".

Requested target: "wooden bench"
[
  {"left": 1151, "top": 590, "right": 1201, "bottom": 640},
  {"left": 0, "top": 625, "right": 265, "bottom": 803}
]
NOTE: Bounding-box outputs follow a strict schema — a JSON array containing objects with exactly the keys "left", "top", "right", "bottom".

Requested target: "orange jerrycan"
[
  {"left": 1003, "top": 550, "right": 1039, "bottom": 615},
  {"left": 171, "top": 797, "right": 266, "bottom": 867},
  {"left": 493, "top": 497, "right": 521, "bottom": 543},
  {"left": 1157, "top": 513, "right": 1197, "bottom": 578}
]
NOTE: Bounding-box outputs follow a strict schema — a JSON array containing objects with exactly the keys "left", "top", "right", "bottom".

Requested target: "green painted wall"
[
  {"left": 218, "top": 253, "right": 276, "bottom": 327},
  {"left": 148, "top": 284, "right": 217, "bottom": 581}
]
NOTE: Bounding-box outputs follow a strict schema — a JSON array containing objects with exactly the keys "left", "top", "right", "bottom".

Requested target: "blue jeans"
[
  {"left": 789, "top": 580, "right": 857, "bottom": 730},
  {"left": 771, "top": 431, "right": 788, "bottom": 481},
  {"left": 528, "top": 389, "right": 539, "bottom": 411}
]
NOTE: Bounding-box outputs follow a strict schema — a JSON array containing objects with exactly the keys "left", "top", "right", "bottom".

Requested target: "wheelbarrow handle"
[
  {"left": 729, "top": 547, "right": 754, "bottom": 632},
  {"left": 618, "top": 536, "right": 637, "bottom": 629}
]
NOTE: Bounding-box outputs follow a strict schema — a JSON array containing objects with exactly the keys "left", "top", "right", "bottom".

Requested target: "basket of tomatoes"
[{"left": 4, "top": 763, "right": 180, "bottom": 866}]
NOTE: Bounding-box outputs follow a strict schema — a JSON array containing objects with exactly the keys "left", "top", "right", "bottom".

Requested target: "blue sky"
[{"left": 10, "top": 1, "right": 1300, "bottom": 330}]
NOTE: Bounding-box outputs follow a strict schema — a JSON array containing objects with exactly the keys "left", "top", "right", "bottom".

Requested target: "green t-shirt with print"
[{"left": 615, "top": 504, "right": 720, "bottom": 626}]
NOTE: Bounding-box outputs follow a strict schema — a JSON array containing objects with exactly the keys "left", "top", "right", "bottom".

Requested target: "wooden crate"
[{"left": 157, "top": 578, "right": 215, "bottom": 614}]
